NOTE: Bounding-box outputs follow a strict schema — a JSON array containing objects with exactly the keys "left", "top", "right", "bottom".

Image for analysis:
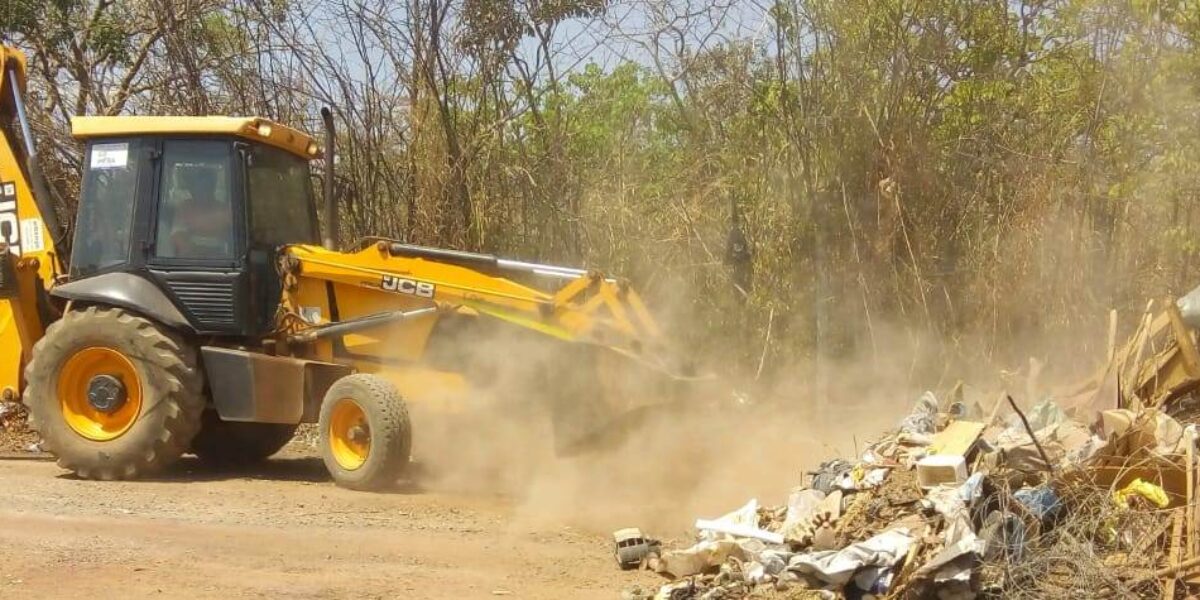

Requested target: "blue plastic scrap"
[{"left": 1013, "top": 485, "right": 1063, "bottom": 523}]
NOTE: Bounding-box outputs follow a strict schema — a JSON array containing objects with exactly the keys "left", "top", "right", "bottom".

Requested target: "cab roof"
[{"left": 71, "top": 116, "right": 320, "bottom": 160}]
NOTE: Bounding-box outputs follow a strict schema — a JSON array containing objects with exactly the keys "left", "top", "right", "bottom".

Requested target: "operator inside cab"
[
  {"left": 167, "top": 170, "right": 232, "bottom": 259},
  {"left": 155, "top": 145, "right": 235, "bottom": 262}
]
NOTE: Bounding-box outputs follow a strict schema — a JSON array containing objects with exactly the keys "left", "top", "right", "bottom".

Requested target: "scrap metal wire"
[{"left": 979, "top": 480, "right": 1170, "bottom": 599}]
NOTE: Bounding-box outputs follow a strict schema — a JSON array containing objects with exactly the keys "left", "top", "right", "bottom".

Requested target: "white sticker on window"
[
  {"left": 2, "top": 183, "right": 13, "bottom": 197},
  {"left": 20, "top": 219, "right": 43, "bottom": 253},
  {"left": 91, "top": 143, "right": 128, "bottom": 169}
]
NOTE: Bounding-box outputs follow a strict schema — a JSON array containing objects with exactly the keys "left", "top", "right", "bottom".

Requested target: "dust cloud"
[
  {"left": 404, "top": 323, "right": 948, "bottom": 538},
  {"left": 403, "top": 287, "right": 1124, "bottom": 539}
]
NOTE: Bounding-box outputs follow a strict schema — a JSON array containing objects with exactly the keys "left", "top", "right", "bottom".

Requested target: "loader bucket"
[
  {"left": 450, "top": 279, "right": 714, "bottom": 454},
  {"left": 543, "top": 342, "right": 714, "bottom": 454}
]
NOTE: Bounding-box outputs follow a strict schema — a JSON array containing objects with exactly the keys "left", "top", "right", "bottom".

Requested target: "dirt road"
[
  {"left": 0, "top": 388, "right": 904, "bottom": 600},
  {"left": 0, "top": 453, "right": 663, "bottom": 599}
]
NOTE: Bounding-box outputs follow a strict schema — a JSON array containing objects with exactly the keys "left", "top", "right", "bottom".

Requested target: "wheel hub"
[
  {"left": 348, "top": 423, "right": 370, "bottom": 445},
  {"left": 328, "top": 398, "right": 370, "bottom": 471},
  {"left": 86, "top": 374, "right": 126, "bottom": 413},
  {"left": 58, "top": 346, "right": 144, "bottom": 441}
]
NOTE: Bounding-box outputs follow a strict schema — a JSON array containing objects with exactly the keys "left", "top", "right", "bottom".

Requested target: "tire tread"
[{"left": 24, "top": 307, "right": 204, "bottom": 480}]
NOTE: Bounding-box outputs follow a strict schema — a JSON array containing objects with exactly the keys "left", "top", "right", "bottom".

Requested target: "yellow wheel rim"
[
  {"left": 328, "top": 398, "right": 370, "bottom": 470},
  {"left": 58, "top": 347, "right": 143, "bottom": 441}
]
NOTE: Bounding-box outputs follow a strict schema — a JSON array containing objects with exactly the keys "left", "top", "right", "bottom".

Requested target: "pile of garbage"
[
  {"left": 627, "top": 390, "right": 1200, "bottom": 599},
  {"left": 0, "top": 401, "right": 39, "bottom": 453}
]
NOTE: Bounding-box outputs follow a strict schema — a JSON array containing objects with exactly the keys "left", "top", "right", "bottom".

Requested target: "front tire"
[
  {"left": 319, "top": 374, "right": 412, "bottom": 490},
  {"left": 25, "top": 306, "right": 204, "bottom": 480}
]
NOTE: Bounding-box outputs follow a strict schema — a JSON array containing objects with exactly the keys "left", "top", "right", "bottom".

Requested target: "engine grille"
[{"left": 166, "top": 279, "right": 236, "bottom": 327}]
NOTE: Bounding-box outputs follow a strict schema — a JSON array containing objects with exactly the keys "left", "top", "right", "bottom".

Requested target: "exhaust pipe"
[{"left": 321, "top": 106, "right": 338, "bottom": 251}]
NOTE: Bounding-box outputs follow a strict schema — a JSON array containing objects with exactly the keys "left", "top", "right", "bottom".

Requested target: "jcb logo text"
[{"left": 381, "top": 275, "right": 435, "bottom": 298}]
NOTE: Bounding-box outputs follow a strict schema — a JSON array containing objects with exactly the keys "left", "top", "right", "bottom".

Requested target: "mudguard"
[{"left": 51, "top": 272, "right": 191, "bottom": 332}]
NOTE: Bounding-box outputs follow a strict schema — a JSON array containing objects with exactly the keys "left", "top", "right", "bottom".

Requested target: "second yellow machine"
[{"left": 0, "top": 47, "right": 693, "bottom": 490}]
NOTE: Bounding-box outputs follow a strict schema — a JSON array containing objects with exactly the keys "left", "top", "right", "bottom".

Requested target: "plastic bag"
[{"left": 1178, "top": 285, "right": 1200, "bottom": 329}]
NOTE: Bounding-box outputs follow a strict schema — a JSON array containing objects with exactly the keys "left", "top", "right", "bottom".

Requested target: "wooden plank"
[
  {"left": 885, "top": 536, "right": 923, "bottom": 600},
  {"left": 1167, "top": 303, "right": 1200, "bottom": 378},
  {"left": 1164, "top": 509, "right": 1183, "bottom": 600},
  {"left": 1189, "top": 436, "right": 1197, "bottom": 562},
  {"left": 927, "top": 420, "right": 986, "bottom": 458},
  {"left": 1194, "top": 435, "right": 1200, "bottom": 563},
  {"left": 986, "top": 392, "right": 1007, "bottom": 426},
  {"left": 1136, "top": 345, "right": 1200, "bottom": 409},
  {"left": 1119, "top": 304, "right": 1156, "bottom": 409},
  {"left": 1108, "top": 308, "right": 1119, "bottom": 364},
  {"left": 1124, "top": 304, "right": 1156, "bottom": 384}
]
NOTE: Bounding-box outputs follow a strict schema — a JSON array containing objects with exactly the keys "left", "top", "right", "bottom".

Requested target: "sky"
[{"left": 303, "top": 0, "right": 776, "bottom": 90}]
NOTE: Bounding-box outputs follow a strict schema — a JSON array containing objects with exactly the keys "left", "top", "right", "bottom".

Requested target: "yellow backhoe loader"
[{"left": 0, "top": 46, "right": 697, "bottom": 489}]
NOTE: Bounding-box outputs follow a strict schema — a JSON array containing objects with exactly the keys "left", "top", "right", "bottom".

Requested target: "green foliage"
[{"left": 5, "top": 0, "right": 133, "bottom": 65}]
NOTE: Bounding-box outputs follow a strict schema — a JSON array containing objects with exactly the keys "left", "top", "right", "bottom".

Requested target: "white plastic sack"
[
  {"left": 697, "top": 498, "right": 759, "bottom": 542},
  {"left": 695, "top": 498, "right": 783, "bottom": 545},
  {"left": 787, "top": 528, "right": 914, "bottom": 586}
]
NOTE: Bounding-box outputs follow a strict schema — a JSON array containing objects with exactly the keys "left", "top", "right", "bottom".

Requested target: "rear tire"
[
  {"left": 25, "top": 306, "right": 204, "bottom": 480},
  {"left": 319, "top": 374, "right": 411, "bottom": 491},
  {"left": 191, "top": 411, "right": 297, "bottom": 465}
]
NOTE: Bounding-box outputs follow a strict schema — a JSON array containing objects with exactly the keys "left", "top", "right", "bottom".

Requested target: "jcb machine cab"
[
  {"left": 0, "top": 46, "right": 695, "bottom": 490},
  {"left": 34, "top": 118, "right": 333, "bottom": 477},
  {"left": 67, "top": 118, "right": 320, "bottom": 339}
]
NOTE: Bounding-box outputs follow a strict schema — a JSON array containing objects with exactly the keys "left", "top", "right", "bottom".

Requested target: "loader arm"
[
  {"left": 0, "top": 47, "right": 65, "bottom": 401},
  {"left": 281, "top": 242, "right": 665, "bottom": 352},
  {"left": 277, "top": 241, "right": 697, "bottom": 451}
]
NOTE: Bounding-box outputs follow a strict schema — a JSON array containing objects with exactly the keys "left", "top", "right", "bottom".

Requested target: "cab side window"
[
  {"left": 71, "top": 140, "right": 141, "bottom": 277},
  {"left": 154, "top": 141, "right": 235, "bottom": 261}
]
